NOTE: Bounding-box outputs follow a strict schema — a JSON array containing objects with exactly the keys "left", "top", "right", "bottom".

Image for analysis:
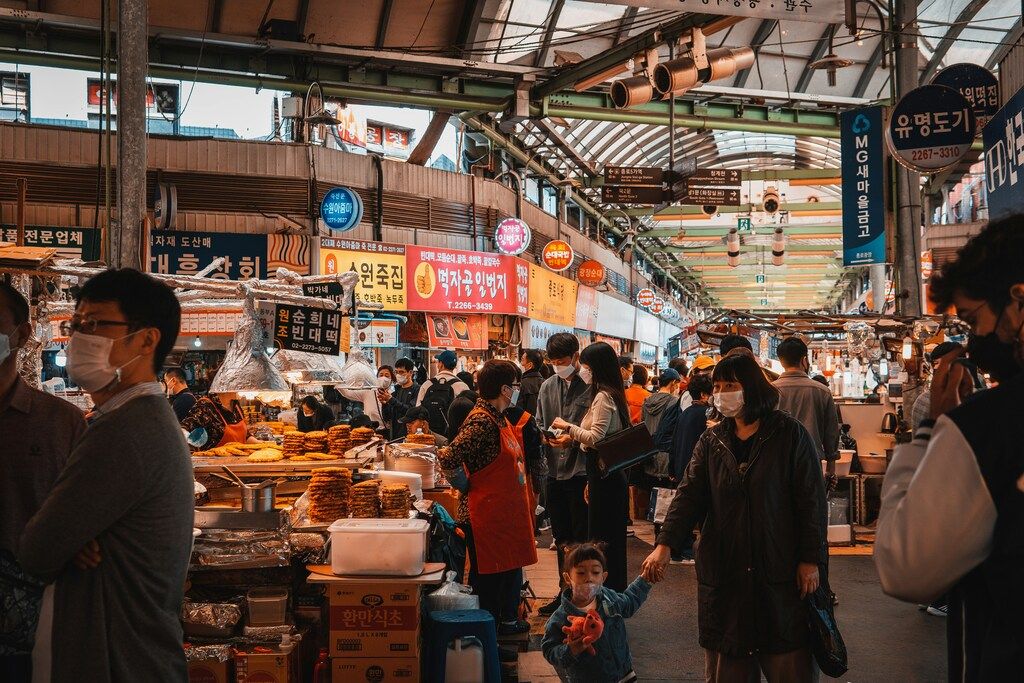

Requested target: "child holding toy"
[{"left": 542, "top": 543, "right": 652, "bottom": 682}]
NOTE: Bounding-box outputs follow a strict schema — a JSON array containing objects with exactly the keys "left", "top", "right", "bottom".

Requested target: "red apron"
[
  {"left": 510, "top": 411, "right": 538, "bottom": 519},
  {"left": 465, "top": 408, "right": 538, "bottom": 575},
  {"left": 215, "top": 407, "right": 249, "bottom": 447}
]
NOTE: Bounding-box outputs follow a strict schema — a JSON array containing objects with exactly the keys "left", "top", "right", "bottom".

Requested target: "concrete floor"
[{"left": 522, "top": 525, "right": 947, "bottom": 682}]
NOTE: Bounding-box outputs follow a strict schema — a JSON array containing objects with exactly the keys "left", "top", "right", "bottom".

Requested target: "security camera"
[{"left": 762, "top": 188, "right": 781, "bottom": 215}]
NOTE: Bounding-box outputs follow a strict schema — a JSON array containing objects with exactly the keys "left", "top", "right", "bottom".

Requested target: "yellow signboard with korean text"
[
  {"left": 528, "top": 263, "right": 578, "bottom": 327},
  {"left": 319, "top": 237, "right": 406, "bottom": 311}
]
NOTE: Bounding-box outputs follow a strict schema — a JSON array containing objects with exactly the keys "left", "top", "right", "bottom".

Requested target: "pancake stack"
[
  {"left": 304, "top": 430, "right": 329, "bottom": 453},
  {"left": 307, "top": 467, "right": 352, "bottom": 524},
  {"left": 350, "top": 479, "right": 382, "bottom": 518},
  {"left": 380, "top": 483, "right": 412, "bottom": 519},
  {"left": 328, "top": 425, "right": 352, "bottom": 458},
  {"left": 350, "top": 427, "right": 375, "bottom": 449},
  {"left": 282, "top": 431, "right": 306, "bottom": 459},
  {"left": 404, "top": 432, "right": 435, "bottom": 447}
]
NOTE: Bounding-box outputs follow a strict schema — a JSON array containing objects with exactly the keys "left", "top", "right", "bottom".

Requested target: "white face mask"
[
  {"left": 553, "top": 363, "right": 575, "bottom": 380},
  {"left": 714, "top": 390, "right": 745, "bottom": 418},
  {"left": 578, "top": 366, "right": 593, "bottom": 385},
  {"left": 572, "top": 582, "right": 601, "bottom": 603},
  {"left": 66, "top": 331, "right": 140, "bottom": 393},
  {"left": 0, "top": 332, "right": 11, "bottom": 366},
  {"left": 378, "top": 376, "right": 392, "bottom": 389},
  {"left": 510, "top": 387, "right": 520, "bottom": 405}
]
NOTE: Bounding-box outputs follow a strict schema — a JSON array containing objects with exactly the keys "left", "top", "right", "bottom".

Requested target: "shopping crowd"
[{"left": 1, "top": 215, "right": 1023, "bottom": 682}]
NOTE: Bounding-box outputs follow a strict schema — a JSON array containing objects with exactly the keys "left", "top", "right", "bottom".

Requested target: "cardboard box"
[
  {"left": 188, "top": 658, "right": 230, "bottom": 683},
  {"left": 327, "top": 582, "right": 421, "bottom": 659},
  {"left": 332, "top": 657, "right": 421, "bottom": 682},
  {"left": 234, "top": 647, "right": 297, "bottom": 683}
]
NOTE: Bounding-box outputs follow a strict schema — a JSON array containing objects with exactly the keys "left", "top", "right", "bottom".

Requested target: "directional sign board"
[
  {"left": 682, "top": 169, "right": 741, "bottom": 186},
  {"left": 603, "top": 166, "right": 663, "bottom": 185},
  {"left": 602, "top": 185, "right": 665, "bottom": 204},
  {"left": 675, "top": 187, "right": 741, "bottom": 206}
]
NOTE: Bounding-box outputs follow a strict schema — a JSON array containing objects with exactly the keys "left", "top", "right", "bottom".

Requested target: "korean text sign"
[
  {"left": 406, "top": 245, "right": 528, "bottom": 315},
  {"left": 150, "top": 230, "right": 310, "bottom": 279},
  {"left": 983, "top": 84, "right": 1024, "bottom": 219},
  {"left": 320, "top": 237, "right": 407, "bottom": 311},
  {"left": 840, "top": 106, "right": 886, "bottom": 266},
  {"left": 886, "top": 85, "right": 975, "bottom": 173},
  {"left": 528, "top": 264, "right": 578, "bottom": 327},
  {"left": 1, "top": 225, "right": 100, "bottom": 261},
  {"left": 273, "top": 304, "right": 343, "bottom": 356}
]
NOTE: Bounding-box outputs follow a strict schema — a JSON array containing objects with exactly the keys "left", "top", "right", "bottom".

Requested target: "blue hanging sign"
[
  {"left": 886, "top": 85, "right": 975, "bottom": 173},
  {"left": 931, "top": 63, "right": 1000, "bottom": 132},
  {"left": 840, "top": 106, "right": 887, "bottom": 266},
  {"left": 983, "top": 84, "right": 1024, "bottom": 219},
  {"left": 320, "top": 187, "right": 363, "bottom": 232}
]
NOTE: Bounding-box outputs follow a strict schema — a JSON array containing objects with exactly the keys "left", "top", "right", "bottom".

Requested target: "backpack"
[{"left": 422, "top": 377, "right": 456, "bottom": 434}]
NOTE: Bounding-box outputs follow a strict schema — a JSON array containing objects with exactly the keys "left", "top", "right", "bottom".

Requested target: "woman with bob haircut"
[
  {"left": 641, "top": 353, "right": 828, "bottom": 682},
  {"left": 550, "top": 341, "right": 631, "bottom": 592}
]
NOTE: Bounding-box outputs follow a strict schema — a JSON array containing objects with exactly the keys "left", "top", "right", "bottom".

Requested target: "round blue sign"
[
  {"left": 886, "top": 84, "right": 975, "bottom": 174},
  {"left": 931, "top": 63, "right": 999, "bottom": 132},
  {"left": 320, "top": 187, "right": 363, "bottom": 232}
]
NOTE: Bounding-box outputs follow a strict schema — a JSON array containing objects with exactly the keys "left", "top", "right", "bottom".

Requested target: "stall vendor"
[{"left": 297, "top": 395, "right": 335, "bottom": 432}]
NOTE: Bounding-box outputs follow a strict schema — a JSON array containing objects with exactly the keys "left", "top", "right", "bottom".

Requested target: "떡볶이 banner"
[
  {"left": 320, "top": 237, "right": 407, "bottom": 310},
  {"left": 406, "top": 245, "right": 528, "bottom": 315},
  {"left": 150, "top": 231, "right": 310, "bottom": 279}
]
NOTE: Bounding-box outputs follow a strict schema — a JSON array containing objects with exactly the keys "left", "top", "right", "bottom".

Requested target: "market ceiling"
[{"left": 0, "top": 0, "right": 1018, "bottom": 312}]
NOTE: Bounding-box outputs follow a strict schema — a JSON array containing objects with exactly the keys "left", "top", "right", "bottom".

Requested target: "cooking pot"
[{"left": 241, "top": 480, "right": 277, "bottom": 512}]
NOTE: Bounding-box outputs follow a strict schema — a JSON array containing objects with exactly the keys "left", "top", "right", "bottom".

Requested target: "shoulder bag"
[{"left": 592, "top": 404, "right": 655, "bottom": 477}]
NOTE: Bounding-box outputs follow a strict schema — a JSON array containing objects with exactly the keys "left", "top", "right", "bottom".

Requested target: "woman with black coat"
[
  {"left": 549, "top": 342, "right": 631, "bottom": 591},
  {"left": 642, "top": 353, "right": 827, "bottom": 682}
]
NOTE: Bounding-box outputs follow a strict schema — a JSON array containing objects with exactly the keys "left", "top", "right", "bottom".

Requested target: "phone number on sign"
[
  {"left": 909, "top": 146, "right": 966, "bottom": 162},
  {"left": 450, "top": 301, "right": 494, "bottom": 311}
]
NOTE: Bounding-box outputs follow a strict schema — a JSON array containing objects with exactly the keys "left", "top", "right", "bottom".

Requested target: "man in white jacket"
[{"left": 874, "top": 216, "right": 1024, "bottom": 683}]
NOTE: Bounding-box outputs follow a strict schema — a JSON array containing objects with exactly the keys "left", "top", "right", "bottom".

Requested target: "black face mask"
[{"left": 966, "top": 307, "right": 1024, "bottom": 383}]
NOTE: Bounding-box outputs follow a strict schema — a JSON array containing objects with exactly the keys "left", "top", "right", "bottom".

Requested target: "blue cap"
[
  {"left": 660, "top": 368, "right": 682, "bottom": 382},
  {"left": 435, "top": 350, "right": 458, "bottom": 369}
]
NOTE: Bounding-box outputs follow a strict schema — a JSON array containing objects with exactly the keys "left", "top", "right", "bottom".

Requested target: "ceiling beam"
[
  {"left": 455, "top": 0, "right": 486, "bottom": 57},
  {"left": 734, "top": 20, "right": 777, "bottom": 89},
  {"left": 612, "top": 6, "right": 639, "bottom": 46},
  {"left": 535, "top": 0, "right": 565, "bottom": 68},
  {"left": 852, "top": 41, "right": 886, "bottom": 99},
  {"left": 406, "top": 112, "right": 450, "bottom": 166},
  {"left": 795, "top": 24, "right": 837, "bottom": 93},
  {"left": 212, "top": 0, "right": 225, "bottom": 33},
  {"left": 375, "top": 0, "right": 394, "bottom": 50},
  {"left": 920, "top": 0, "right": 990, "bottom": 84},
  {"left": 532, "top": 119, "right": 597, "bottom": 176},
  {"left": 986, "top": 17, "right": 1023, "bottom": 70}
]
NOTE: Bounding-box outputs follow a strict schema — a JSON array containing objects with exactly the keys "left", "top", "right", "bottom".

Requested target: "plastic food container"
[
  {"left": 859, "top": 453, "right": 888, "bottom": 474},
  {"left": 328, "top": 518, "right": 429, "bottom": 576},
  {"left": 246, "top": 587, "right": 288, "bottom": 626},
  {"left": 822, "top": 449, "right": 854, "bottom": 477}
]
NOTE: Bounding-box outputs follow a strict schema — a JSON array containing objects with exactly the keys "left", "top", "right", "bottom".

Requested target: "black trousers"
[
  {"left": 464, "top": 525, "right": 523, "bottom": 623},
  {"left": 586, "top": 464, "right": 629, "bottom": 592},
  {"left": 546, "top": 476, "right": 589, "bottom": 586}
]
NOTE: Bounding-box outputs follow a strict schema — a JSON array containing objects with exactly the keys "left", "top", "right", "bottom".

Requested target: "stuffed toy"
[{"left": 561, "top": 609, "right": 604, "bottom": 656}]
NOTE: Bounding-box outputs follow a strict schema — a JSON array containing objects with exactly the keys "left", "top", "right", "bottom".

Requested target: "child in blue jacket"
[{"left": 542, "top": 543, "right": 652, "bottom": 682}]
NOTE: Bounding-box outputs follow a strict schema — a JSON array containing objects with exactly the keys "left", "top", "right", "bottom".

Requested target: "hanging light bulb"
[
  {"left": 55, "top": 346, "right": 67, "bottom": 368},
  {"left": 194, "top": 336, "right": 202, "bottom": 348},
  {"left": 901, "top": 336, "right": 913, "bottom": 360}
]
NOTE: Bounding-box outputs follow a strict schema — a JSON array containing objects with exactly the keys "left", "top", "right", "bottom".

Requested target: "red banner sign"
[
  {"left": 542, "top": 240, "right": 574, "bottom": 272},
  {"left": 406, "top": 245, "right": 528, "bottom": 315},
  {"left": 577, "top": 259, "right": 607, "bottom": 287},
  {"left": 426, "top": 313, "right": 487, "bottom": 350}
]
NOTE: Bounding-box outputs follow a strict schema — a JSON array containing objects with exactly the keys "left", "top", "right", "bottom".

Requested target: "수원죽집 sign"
[
  {"left": 983, "top": 84, "right": 1024, "bottom": 219},
  {"left": 320, "top": 238, "right": 406, "bottom": 310},
  {"left": 841, "top": 106, "right": 886, "bottom": 266}
]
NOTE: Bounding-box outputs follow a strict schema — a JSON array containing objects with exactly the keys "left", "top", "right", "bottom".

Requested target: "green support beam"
[{"left": 639, "top": 224, "right": 841, "bottom": 238}]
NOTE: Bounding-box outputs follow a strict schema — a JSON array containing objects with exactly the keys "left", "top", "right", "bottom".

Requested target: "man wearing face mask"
[
  {"left": 161, "top": 367, "right": 196, "bottom": 423},
  {"left": 380, "top": 358, "right": 421, "bottom": 440},
  {"left": 535, "top": 333, "right": 593, "bottom": 616},
  {"left": 18, "top": 269, "right": 194, "bottom": 683},
  {"left": 0, "top": 283, "right": 86, "bottom": 683},
  {"left": 875, "top": 217, "right": 1024, "bottom": 683},
  {"left": 437, "top": 360, "right": 537, "bottom": 635}
]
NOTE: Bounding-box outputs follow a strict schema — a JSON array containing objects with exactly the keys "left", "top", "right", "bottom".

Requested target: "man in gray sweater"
[{"left": 19, "top": 269, "right": 193, "bottom": 683}]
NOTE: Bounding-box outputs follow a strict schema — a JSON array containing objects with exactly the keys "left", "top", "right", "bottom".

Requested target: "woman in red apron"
[
  {"left": 181, "top": 392, "right": 249, "bottom": 449},
  {"left": 437, "top": 360, "right": 538, "bottom": 634}
]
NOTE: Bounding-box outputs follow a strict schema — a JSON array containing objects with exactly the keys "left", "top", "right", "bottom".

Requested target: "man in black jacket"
[
  {"left": 380, "top": 358, "right": 419, "bottom": 440},
  {"left": 517, "top": 348, "right": 546, "bottom": 416},
  {"left": 875, "top": 216, "right": 1024, "bottom": 682}
]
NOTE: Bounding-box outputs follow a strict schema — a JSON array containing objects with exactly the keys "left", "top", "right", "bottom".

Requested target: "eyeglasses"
[{"left": 59, "top": 318, "right": 131, "bottom": 336}]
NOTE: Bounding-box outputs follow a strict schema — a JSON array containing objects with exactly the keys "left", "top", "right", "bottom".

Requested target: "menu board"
[
  {"left": 425, "top": 313, "right": 487, "bottom": 350},
  {"left": 320, "top": 238, "right": 406, "bottom": 310},
  {"left": 406, "top": 245, "right": 528, "bottom": 315},
  {"left": 273, "top": 304, "right": 343, "bottom": 356},
  {"left": 528, "top": 264, "right": 578, "bottom": 327}
]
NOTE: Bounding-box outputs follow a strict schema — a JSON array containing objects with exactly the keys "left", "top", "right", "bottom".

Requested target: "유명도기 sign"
[{"left": 886, "top": 84, "right": 975, "bottom": 173}]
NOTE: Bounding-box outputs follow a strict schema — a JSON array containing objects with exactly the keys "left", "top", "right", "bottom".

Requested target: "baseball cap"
[
  {"left": 434, "top": 350, "right": 458, "bottom": 369},
  {"left": 658, "top": 368, "right": 681, "bottom": 387},
  {"left": 692, "top": 355, "right": 715, "bottom": 370}
]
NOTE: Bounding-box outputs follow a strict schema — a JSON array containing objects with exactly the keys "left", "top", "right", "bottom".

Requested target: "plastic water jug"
[{"left": 446, "top": 636, "right": 485, "bottom": 683}]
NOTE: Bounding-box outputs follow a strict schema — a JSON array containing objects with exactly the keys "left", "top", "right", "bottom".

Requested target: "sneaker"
[
  {"left": 538, "top": 519, "right": 552, "bottom": 532},
  {"left": 626, "top": 528, "right": 636, "bottom": 538},
  {"left": 537, "top": 598, "right": 561, "bottom": 617},
  {"left": 926, "top": 603, "right": 949, "bottom": 617},
  {"left": 548, "top": 541, "right": 557, "bottom": 551},
  {"left": 670, "top": 554, "right": 695, "bottom": 565},
  {"left": 499, "top": 619, "right": 530, "bottom": 635}
]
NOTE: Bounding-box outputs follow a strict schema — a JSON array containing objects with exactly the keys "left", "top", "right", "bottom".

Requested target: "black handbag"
[
  {"left": 593, "top": 420, "right": 656, "bottom": 477},
  {"left": 807, "top": 584, "right": 848, "bottom": 677}
]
